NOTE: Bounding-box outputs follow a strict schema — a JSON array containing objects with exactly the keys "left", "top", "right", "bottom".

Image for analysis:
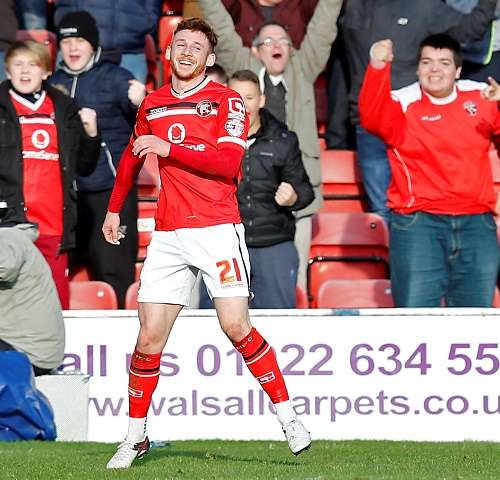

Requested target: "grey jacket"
[
  {"left": 0, "top": 225, "right": 65, "bottom": 370},
  {"left": 197, "top": 0, "right": 343, "bottom": 217}
]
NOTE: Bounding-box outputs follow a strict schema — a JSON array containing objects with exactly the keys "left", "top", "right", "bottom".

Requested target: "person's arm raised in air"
[{"left": 359, "top": 39, "right": 407, "bottom": 148}]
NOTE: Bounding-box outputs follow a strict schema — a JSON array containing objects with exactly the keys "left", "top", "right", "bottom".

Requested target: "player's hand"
[
  {"left": 275, "top": 182, "right": 298, "bottom": 207},
  {"left": 128, "top": 79, "right": 147, "bottom": 107},
  {"left": 370, "top": 39, "right": 394, "bottom": 69},
  {"left": 482, "top": 77, "right": 500, "bottom": 101},
  {"left": 132, "top": 135, "right": 171, "bottom": 158},
  {"left": 102, "top": 211, "right": 123, "bottom": 245},
  {"left": 78, "top": 107, "right": 98, "bottom": 137}
]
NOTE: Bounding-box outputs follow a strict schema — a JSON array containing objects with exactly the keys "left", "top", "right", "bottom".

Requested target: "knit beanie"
[{"left": 57, "top": 10, "right": 99, "bottom": 51}]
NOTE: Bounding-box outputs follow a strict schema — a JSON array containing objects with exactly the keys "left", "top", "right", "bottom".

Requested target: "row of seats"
[{"left": 68, "top": 279, "right": 500, "bottom": 310}]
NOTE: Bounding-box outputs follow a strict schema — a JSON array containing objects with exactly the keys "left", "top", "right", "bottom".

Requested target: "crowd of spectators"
[{"left": 1, "top": 0, "right": 499, "bottom": 313}]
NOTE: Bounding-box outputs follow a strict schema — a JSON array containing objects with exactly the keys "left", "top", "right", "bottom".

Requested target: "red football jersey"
[
  {"left": 11, "top": 90, "right": 63, "bottom": 235},
  {"left": 108, "top": 77, "right": 249, "bottom": 230}
]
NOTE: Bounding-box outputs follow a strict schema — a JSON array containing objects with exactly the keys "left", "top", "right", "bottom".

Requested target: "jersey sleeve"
[
  {"left": 359, "top": 63, "right": 406, "bottom": 148},
  {"left": 168, "top": 90, "right": 249, "bottom": 178},
  {"left": 108, "top": 100, "right": 151, "bottom": 213}
]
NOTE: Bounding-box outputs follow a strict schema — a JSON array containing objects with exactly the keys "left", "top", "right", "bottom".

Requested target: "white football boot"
[
  {"left": 282, "top": 418, "right": 311, "bottom": 455},
  {"left": 106, "top": 436, "right": 150, "bottom": 469}
]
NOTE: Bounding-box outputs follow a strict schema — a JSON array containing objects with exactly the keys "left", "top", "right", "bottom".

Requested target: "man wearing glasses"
[{"left": 197, "top": 0, "right": 342, "bottom": 295}]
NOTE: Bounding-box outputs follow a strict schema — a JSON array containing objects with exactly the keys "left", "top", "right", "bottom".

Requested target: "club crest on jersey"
[
  {"left": 463, "top": 101, "right": 477, "bottom": 117},
  {"left": 196, "top": 100, "right": 213, "bottom": 117}
]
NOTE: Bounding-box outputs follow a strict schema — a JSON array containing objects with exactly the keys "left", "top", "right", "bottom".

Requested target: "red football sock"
[
  {"left": 128, "top": 349, "right": 161, "bottom": 418},
  {"left": 233, "top": 327, "right": 289, "bottom": 404}
]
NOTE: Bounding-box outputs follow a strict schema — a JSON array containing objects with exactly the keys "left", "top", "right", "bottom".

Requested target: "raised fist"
[{"left": 370, "top": 39, "right": 394, "bottom": 68}]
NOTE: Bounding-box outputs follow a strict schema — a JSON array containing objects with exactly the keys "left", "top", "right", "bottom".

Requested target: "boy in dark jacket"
[
  {"left": 0, "top": 40, "right": 100, "bottom": 308},
  {"left": 49, "top": 10, "right": 145, "bottom": 308},
  {"left": 230, "top": 69, "right": 314, "bottom": 308}
]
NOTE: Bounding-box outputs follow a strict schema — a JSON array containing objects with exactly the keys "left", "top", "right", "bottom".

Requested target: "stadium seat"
[
  {"left": 162, "top": 0, "right": 184, "bottom": 15},
  {"left": 320, "top": 148, "right": 368, "bottom": 212},
  {"left": 125, "top": 281, "right": 139, "bottom": 310},
  {"left": 145, "top": 34, "right": 159, "bottom": 92},
  {"left": 295, "top": 284, "right": 309, "bottom": 309},
  {"left": 16, "top": 30, "right": 57, "bottom": 70},
  {"left": 69, "top": 281, "right": 118, "bottom": 310},
  {"left": 68, "top": 264, "right": 92, "bottom": 282},
  {"left": 138, "top": 153, "right": 160, "bottom": 201},
  {"left": 317, "top": 278, "right": 394, "bottom": 309},
  {"left": 159, "top": 15, "right": 183, "bottom": 85},
  {"left": 137, "top": 201, "right": 157, "bottom": 260},
  {"left": 308, "top": 212, "right": 390, "bottom": 307}
]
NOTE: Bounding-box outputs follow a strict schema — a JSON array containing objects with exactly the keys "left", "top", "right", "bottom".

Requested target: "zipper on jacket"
[
  {"left": 70, "top": 75, "right": 78, "bottom": 98},
  {"left": 393, "top": 148, "right": 415, "bottom": 208},
  {"left": 102, "top": 141, "right": 116, "bottom": 176}
]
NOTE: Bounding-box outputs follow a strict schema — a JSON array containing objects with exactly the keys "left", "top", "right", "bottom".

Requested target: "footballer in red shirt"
[{"left": 103, "top": 18, "right": 311, "bottom": 469}]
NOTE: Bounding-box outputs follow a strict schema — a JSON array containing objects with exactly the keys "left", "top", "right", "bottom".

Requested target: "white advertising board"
[{"left": 62, "top": 309, "right": 500, "bottom": 443}]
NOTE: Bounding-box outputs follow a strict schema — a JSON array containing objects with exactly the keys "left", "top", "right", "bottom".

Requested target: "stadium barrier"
[{"left": 50, "top": 309, "right": 500, "bottom": 442}]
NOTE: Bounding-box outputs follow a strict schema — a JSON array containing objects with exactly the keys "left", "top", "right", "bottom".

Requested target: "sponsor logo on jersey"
[
  {"left": 420, "top": 114, "right": 442, "bottom": 122},
  {"left": 463, "top": 101, "right": 477, "bottom": 117},
  {"left": 149, "top": 106, "right": 168, "bottom": 116},
  {"left": 167, "top": 123, "right": 186, "bottom": 143},
  {"left": 228, "top": 97, "right": 246, "bottom": 120},
  {"left": 196, "top": 100, "right": 213, "bottom": 117},
  {"left": 225, "top": 118, "right": 245, "bottom": 137},
  {"left": 32, "top": 129, "right": 50, "bottom": 149}
]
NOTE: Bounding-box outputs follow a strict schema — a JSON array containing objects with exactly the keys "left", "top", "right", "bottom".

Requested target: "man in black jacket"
[
  {"left": 343, "top": 0, "right": 497, "bottom": 223},
  {"left": 229, "top": 69, "right": 314, "bottom": 308}
]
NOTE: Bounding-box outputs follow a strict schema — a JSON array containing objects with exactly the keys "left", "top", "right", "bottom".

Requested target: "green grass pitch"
[{"left": 1, "top": 440, "right": 499, "bottom": 479}]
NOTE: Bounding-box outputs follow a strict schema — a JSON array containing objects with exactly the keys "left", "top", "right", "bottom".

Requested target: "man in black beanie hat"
[{"left": 49, "top": 10, "right": 146, "bottom": 309}]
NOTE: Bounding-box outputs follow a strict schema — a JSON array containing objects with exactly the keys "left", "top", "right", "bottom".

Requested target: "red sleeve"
[
  {"left": 168, "top": 91, "right": 249, "bottom": 178},
  {"left": 107, "top": 101, "right": 151, "bottom": 213},
  {"left": 359, "top": 63, "right": 406, "bottom": 148},
  {"left": 491, "top": 106, "right": 500, "bottom": 154}
]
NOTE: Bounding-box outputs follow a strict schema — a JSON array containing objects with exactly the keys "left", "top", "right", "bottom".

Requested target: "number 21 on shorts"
[{"left": 216, "top": 258, "right": 242, "bottom": 285}]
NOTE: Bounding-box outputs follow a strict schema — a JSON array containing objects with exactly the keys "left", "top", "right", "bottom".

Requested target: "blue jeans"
[
  {"left": 199, "top": 241, "right": 299, "bottom": 309},
  {"left": 390, "top": 212, "right": 500, "bottom": 307},
  {"left": 355, "top": 126, "right": 392, "bottom": 223},
  {"left": 120, "top": 53, "right": 148, "bottom": 82}
]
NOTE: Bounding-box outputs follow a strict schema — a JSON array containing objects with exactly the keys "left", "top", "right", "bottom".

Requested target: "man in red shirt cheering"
[
  {"left": 102, "top": 18, "right": 311, "bottom": 469},
  {"left": 359, "top": 33, "right": 500, "bottom": 307}
]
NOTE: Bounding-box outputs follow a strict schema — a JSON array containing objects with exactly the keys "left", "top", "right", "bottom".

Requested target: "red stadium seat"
[
  {"left": 69, "top": 281, "right": 118, "bottom": 310},
  {"left": 162, "top": 0, "right": 184, "bottom": 15},
  {"left": 16, "top": 30, "right": 57, "bottom": 70},
  {"left": 295, "top": 284, "right": 309, "bottom": 309},
  {"left": 145, "top": 34, "right": 159, "bottom": 92},
  {"left": 138, "top": 153, "right": 160, "bottom": 201},
  {"left": 308, "top": 212, "right": 390, "bottom": 307},
  {"left": 125, "top": 281, "right": 140, "bottom": 309},
  {"left": 159, "top": 15, "right": 183, "bottom": 85},
  {"left": 137, "top": 201, "right": 157, "bottom": 260},
  {"left": 314, "top": 73, "right": 328, "bottom": 133},
  {"left": 320, "top": 148, "right": 368, "bottom": 212},
  {"left": 68, "top": 264, "right": 92, "bottom": 282},
  {"left": 317, "top": 279, "right": 394, "bottom": 309}
]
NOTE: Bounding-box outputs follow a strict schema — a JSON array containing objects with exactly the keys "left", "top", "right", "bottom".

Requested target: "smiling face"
[
  {"left": 252, "top": 24, "right": 291, "bottom": 76},
  {"left": 6, "top": 52, "right": 49, "bottom": 94},
  {"left": 59, "top": 36, "right": 94, "bottom": 72},
  {"left": 167, "top": 29, "right": 215, "bottom": 82},
  {"left": 417, "top": 46, "right": 461, "bottom": 98}
]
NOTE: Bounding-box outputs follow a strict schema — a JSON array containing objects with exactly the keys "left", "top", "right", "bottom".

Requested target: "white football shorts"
[{"left": 138, "top": 223, "right": 251, "bottom": 306}]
